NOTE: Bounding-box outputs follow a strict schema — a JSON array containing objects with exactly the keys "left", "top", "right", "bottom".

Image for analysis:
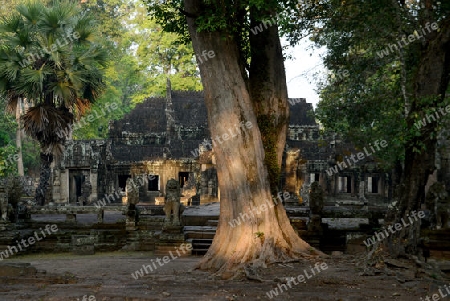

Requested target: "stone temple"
[{"left": 51, "top": 81, "right": 392, "bottom": 207}]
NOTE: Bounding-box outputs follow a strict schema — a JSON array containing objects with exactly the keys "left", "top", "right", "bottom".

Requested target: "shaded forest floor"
[{"left": 0, "top": 251, "right": 447, "bottom": 300}]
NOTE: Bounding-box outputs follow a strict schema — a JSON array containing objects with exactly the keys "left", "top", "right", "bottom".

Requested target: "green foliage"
[
  {"left": 73, "top": 0, "right": 201, "bottom": 139},
  {"left": 127, "top": 3, "right": 201, "bottom": 99},
  {"left": 298, "top": 0, "right": 450, "bottom": 170},
  {"left": 0, "top": 0, "right": 108, "bottom": 154}
]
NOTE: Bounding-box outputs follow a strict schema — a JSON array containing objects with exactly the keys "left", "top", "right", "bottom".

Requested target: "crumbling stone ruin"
[{"left": 47, "top": 88, "right": 393, "bottom": 208}]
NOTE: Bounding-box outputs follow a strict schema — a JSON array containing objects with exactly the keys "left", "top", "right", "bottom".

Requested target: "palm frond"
[
  {"left": 16, "top": 2, "right": 45, "bottom": 28},
  {"left": 22, "top": 104, "right": 73, "bottom": 154},
  {"left": 5, "top": 95, "right": 19, "bottom": 114},
  {"left": 1, "top": 0, "right": 107, "bottom": 157}
]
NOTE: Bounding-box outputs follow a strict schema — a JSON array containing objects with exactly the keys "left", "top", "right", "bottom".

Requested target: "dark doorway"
[
  {"left": 371, "top": 177, "right": 379, "bottom": 193},
  {"left": 179, "top": 172, "right": 189, "bottom": 188},
  {"left": 148, "top": 175, "right": 159, "bottom": 191},
  {"left": 346, "top": 176, "right": 352, "bottom": 193},
  {"left": 118, "top": 175, "right": 131, "bottom": 191},
  {"left": 69, "top": 170, "right": 89, "bottom": 203},
  {"left": 74, "top": 175, "right": 85, "bottom": 197}
]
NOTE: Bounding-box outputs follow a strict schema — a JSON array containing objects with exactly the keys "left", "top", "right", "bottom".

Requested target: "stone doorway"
[{"left": 69, "top": 170, "right": 89, "bottom": 204}]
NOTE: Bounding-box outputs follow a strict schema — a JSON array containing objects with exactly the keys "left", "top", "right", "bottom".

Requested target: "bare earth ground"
[{"left": 0, "top": 251, "right": 446, "bottom": 301}]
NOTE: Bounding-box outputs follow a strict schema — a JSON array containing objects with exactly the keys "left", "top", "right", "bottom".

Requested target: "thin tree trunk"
[
  {"left": 15, "top": 99, "right": 24, "bottom": 176},
  {"left": 184, "top": 0, "right": 318, "bottom": 277},
  {"left": 35, "top": 153, "right": 53, "bottom": 206},
  {"left": 386, "top": 19, "right": 450, "bottom": 257}
]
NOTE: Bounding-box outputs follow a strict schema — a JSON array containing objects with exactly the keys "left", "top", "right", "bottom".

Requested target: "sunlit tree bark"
[{"left": 184, "top": 0, "right": 318, "bottom": 277}]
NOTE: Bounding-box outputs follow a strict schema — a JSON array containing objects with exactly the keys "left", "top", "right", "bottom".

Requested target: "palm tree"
[{"left": 0, "top": 1, "right": 107, "bottom": 205}]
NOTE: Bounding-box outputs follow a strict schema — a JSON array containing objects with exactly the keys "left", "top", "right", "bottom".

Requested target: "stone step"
[
  {"left": 184, "top": 231, "right": 216, "bottom": 240},
  {"left": 206, "top": 219, "right": 218, "bottom": 226},
  {"left": 192, "top": 241, "right": 213, "bottom": 248},
  {"left": 154, "top": 242, "right": 192, "bottom": 257},
  {"left": 190, "top": 238, "right": 213, "bottom": 256},
  {"left": 183, "top": 225, "right": 217, "bottom": 240}
]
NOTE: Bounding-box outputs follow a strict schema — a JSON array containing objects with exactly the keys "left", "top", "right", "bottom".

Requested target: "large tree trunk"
[
  {"left": 385, "top": 19, "right": 450, "bottom": 257},
  {"left": 35, "top": 153, "right": 53, "bottom": 206},
  {"left": 248, "top": 8, "right": 289, "bottom": 193},
  {"left": 184, "top": 0, "right": 317, "bottom": 277}
]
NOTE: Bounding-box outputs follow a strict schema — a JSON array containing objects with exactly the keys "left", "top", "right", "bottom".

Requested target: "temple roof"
[{"left": 108, "top": 90, "right": 317, "bottom": 161}]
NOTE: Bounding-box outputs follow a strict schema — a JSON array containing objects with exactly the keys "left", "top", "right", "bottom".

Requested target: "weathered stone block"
[
  {"left": 0, "top": 263, "right": 37, "bottom": 277},
  {"left": 71, "top": 235, "right": 95, "bottom": 255},
  {"left": 72, "top": 244, "right": 95, "bottom": 255}
]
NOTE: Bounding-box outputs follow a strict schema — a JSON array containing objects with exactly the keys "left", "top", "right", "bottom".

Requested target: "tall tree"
[
  {"left": 304, "top": 0, "right": 450, "bottom": 257},
  {"left": 73, "top": 0, "right": 202, "bottom": 139},
  {"left": 0, "top": 1, "right": 107, "bottom": 205},
  {"left": 146, "top": 0, "right": 320, "bottom": 277},
  {"left": 0, "top": 0, "right": 24, "bottom": 176}
]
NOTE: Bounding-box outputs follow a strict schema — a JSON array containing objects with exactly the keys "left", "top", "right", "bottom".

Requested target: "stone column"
[
  {"left": 52, "top": 170, "right": 61, "bottom": 204},
  {"left": 351, "top": 174, "right": 355, "bottom": 196},
  {"left": 90, "top": 170, "right": 98, "bottom": 203},
  {"left": 60, "top": 169, "right": 69, "bottom": 204},
  {"left": 379, "top": 175, "right": 385, "bottom": 197},
  {"left": 359, "top": 172, "right": 367, "bottom": 202}
]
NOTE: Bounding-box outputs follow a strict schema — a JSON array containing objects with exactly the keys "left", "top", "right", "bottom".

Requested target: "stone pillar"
[
  {"left": 304, "top": 172, "right": 311, "bottom": 186},
  {"left": 52, "top": 170, "right": 61, "bottom": 203},
  {"left": 379, "top": 175, "right": 385, "bottom": 197},
  {"left": 60, "top": 170, "right": 69, "bottom": 204},
  {"left": 351, "top": 174, "right": 355, "bottom": 196},
  {"left": 359, "top": 173, "right": 367, "bottom": 202},
  {"left": 318, "top": 172, "right": 326, "bottom": 191},
  {"left": 90, "top": 170, "right": 98, "bottom": 203}
]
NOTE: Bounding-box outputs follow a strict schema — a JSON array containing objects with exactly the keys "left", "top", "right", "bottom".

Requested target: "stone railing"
[
  {"left": 25, "top": 204, "right": 165, "bottom": 223},
  {"left": 26, "top": 205, "right": 125, "bottom": 223}
]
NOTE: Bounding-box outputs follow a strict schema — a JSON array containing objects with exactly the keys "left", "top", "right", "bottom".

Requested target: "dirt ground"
[{"left": 0, "top": 251, "right": 447, "bottom": 301}]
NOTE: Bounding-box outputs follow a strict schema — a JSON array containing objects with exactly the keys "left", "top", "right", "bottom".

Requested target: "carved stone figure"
[
  {"left": 426, "top": 182, "right": 450, "bottom": 229},
  {"left": 309, "top": 182, "right": 324, "bottom": 214},
  {"left": 126, "top": 178, "right": 139, "bottom": 206},
  {"left": 80, "top": 180, "right": 92, "bottom": 205},
  {"left": 164, "top": 178, "right": 181, "bottom": 225},
  {"left": 308, "top": 182, "right": 324, "bottom": 233}
]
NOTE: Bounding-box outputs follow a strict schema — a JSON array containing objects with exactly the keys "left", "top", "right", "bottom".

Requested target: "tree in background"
[
  {"left": 299, "top": 0, "right": 450, "bottom": 258},
  {"left": 73, "top": 0, "right": 201, "bottom": 139},
  {"left": 0, "top": 1, "right": 108, "bottom": 205}
]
